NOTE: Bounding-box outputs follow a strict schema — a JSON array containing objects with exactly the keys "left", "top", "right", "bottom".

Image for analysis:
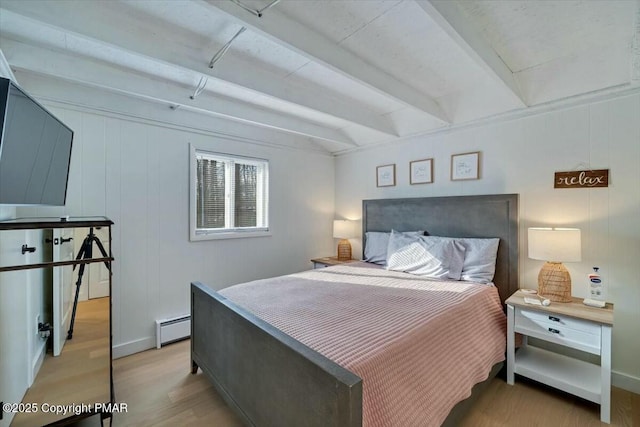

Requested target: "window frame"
[{"left": 189, "top": 144, "right": 270, "bottom": 241}]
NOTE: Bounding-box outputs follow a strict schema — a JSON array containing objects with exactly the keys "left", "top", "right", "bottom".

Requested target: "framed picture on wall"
[
  {"left": 376, "top": 164, "right": 396, "bottom": 187},
  {"left": 410, "top": 158, "right": 434, "bottom": 184},
  {"left": 451, "top": 151, "right": 480, "bottom": 181}
]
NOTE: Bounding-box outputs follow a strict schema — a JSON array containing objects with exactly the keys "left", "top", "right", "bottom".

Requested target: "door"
[
  {"left": 88, "top": 226, "right": 110, "bottom": 299},
  {"left": 52, "top": 228, "right": 74, "bottom": 357}
]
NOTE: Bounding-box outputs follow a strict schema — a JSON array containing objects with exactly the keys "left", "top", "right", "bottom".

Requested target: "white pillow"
[
  {"left": 424, "top": 236, "right": 500, "bottom": 284},
  {"left": 458, "top": 237, "right": 500, "bottom": 284},
  {"left": 386, "top": 230, "right": 466, "bottom": 280},
  {"left": 364, "top": 230, "right": 424, "bottom": 265}
]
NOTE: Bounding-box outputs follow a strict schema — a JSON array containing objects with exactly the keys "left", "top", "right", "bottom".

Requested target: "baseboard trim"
[
  {"left": 612, "top": 370, "right": 640, "bottom": 394},
  {"left": 112, "top": 337, "right": 155, "bottom": 359}
]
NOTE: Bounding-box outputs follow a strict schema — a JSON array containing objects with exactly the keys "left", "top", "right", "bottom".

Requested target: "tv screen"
[{"left": 0, "top": 77, "right": 73, "bottom": 206}]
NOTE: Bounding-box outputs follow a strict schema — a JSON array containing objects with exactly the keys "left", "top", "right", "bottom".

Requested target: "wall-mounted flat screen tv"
[{"left": 0, "top": 77, "right": 73, "bottom": 206}]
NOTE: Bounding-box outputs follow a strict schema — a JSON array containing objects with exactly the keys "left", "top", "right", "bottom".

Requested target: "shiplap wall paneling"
[
  {"left": 105, "top": 116, "right": 122, "bottom": 348},
  {"left": 80, "top": 114, "right": 107, "bottom": 215},
  {"left": 119, "top": 120, "right": 152, "bottom": 347},
  {"left": 600, "top": 95, "right": 640, "bottom": 384},
  {"left": 61, "top": 110, "right": 83, "bottom": 217},
  {"left": 334, "top": 92, "right": 640, "bottom": 391},
  {"left": 158, "top": 130, "right": 191, "bottom": 320},
  {"left": 13, "top": 97, "right": 335, "bottom": 357},
  {"left": 6, "top": 65, "right": 336, "bottom": 357},
  {"left": 144, "top": 125, "right": 162, "bottom": 334}
]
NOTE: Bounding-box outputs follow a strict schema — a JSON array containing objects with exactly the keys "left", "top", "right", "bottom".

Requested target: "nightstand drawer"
[
  {"left": 515, "top": 310, "right": 601, "bottom": 354},
  {"left": 517, "top": 308, "right": 601, "bottom": 335}
]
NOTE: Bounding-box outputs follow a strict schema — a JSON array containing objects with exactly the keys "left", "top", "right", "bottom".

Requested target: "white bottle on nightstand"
[
  {"left": 589, "top": 267, "right": 603, "bottom": 300},
  {"left": 583, "top": 267, "right": 606, "bottom": 308}
]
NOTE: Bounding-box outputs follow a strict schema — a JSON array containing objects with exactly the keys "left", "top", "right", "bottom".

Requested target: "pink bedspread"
[{"left": 220, "top": 262, "right": 506, "bottom": 426}]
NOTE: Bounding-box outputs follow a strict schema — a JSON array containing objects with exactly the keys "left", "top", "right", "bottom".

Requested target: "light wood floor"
[
  {"left": 113, "top": 340, "right": 640, "bottom": 427},
  {"left": 13, "top": 297, "right": 110, "bottom": 427}
]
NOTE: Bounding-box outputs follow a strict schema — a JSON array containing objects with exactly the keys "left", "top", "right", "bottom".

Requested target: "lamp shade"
[
  {"left": 333, "top": 220, "right": 354, "bottom": 239},
  {"left": 528, "top": 228, "right": 581, "bottom": 262}
]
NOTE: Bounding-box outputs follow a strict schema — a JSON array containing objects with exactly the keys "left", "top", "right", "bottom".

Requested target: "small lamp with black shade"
[
  {"left": 528, "top": 227, "right": 581, "bottom": 303},
  {"left": 333, "top": 220, "right": 354, "bottom": 261}
]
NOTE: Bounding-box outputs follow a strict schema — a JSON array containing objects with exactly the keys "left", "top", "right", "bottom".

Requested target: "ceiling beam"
[
  {"left": 0, "top": 48, "right": 17, "bottom": 82},
  {"left": 205, "top": 0, "right": 450, "bottom": 123},
  {"left": 415, "top": 0, "right": 527, "bottom": 108},
  {"left": 1, "top": 39, "right": 357, "bottom": 147},
  {"left": 0, "top": 6, "right": 396, "bottom": 138}
]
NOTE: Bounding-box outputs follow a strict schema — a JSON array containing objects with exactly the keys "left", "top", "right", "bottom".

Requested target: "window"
[{"left": 190, "top": 146, "right": 269, "bottom": 240}]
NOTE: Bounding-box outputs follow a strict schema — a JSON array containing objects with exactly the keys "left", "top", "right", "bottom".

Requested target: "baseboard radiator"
[{"left": 155, "top": 315, "right": 191, "bottom": 348}]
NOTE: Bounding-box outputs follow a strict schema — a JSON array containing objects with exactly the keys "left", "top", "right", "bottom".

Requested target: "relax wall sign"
[{"left": 554, "top": 169, "right": 609, "bottom": 189}]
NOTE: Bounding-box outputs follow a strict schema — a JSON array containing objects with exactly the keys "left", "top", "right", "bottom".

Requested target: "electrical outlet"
[{"left": 36, "top": 314, "right": 41, "bottom": 335}]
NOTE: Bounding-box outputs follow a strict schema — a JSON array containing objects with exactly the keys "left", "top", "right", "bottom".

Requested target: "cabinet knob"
[
  {"left": 45, "top": 237, "right": 72, "bottom": 245},
  {"left": 548, "top": 328, "right": 560, "bottom": 334},
  {"left": 548, "top": 316, "right": 560, "bottom": 322},
  {"left": 21, "top": 244, "right": 36, "bottom": 254}
]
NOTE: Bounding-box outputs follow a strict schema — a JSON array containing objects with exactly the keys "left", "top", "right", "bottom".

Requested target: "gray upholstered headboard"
[{"left": 362, "top": 194, "right": 519, "bottom": 304}]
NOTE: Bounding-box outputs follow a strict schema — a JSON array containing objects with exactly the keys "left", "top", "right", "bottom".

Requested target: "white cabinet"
[
  {"left": 506, "top": 290, "right": 613, "bottom": 423},
  {"left": 0, "top": 217, "right": 114, "bottom": 427}
]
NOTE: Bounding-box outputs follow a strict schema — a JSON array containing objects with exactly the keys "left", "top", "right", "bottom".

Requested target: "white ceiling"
[{"left": 1, "top": 0, "right": 638, "bottom": 154}]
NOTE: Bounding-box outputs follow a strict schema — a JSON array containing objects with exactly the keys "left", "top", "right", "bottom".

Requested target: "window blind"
[
  {"left": 196, "top": 158, "right": 225, "bottom": 229},
  {"left": 234, "top": 163, "right": 257, "bottom": 227},
  {"left": 194, "top": 151, "right": 268, "bottom": 235}
]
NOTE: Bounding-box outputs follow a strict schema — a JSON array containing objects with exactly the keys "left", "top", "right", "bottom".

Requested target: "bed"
[{"left": 191, "top": 194, "right": 519, "bottom": 426}]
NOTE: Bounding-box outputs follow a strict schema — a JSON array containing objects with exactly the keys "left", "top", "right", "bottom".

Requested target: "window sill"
[{"left": 190, "top": 230, "right": 272, "bottom": 241}]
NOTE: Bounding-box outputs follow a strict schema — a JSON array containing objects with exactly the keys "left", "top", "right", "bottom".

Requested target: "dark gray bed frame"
[{"left": 191, "top": 194, "right": 519, "bottom": 427}]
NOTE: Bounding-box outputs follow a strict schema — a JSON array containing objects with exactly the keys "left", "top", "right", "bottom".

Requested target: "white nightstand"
[
  {"left": 506, "top": 290, "right": 614, "bottom": 423},
  {"left": 310, "top": 257, "right": 356, "bottom": 269}
]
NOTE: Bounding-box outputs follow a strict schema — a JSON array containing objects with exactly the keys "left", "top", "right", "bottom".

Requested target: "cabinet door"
[
  {"left": 0, "top": 229, "right": 30, "bottom": 426},
  {"left": 52, "top": 228, "right": 75, "bottom": 357}
]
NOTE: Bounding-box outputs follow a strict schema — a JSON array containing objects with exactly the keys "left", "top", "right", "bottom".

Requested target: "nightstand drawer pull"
[
  {"left": 516, "top": 308, "right": 600, "bottom": 334},
  {"left": 548, "top": 328, "right": 560, "bottom": 334}
]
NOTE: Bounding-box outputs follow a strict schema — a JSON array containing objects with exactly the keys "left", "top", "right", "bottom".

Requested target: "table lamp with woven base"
[
  {"left": 528, "top": 227, "right": 581, "bottom": 303},
  {"left": 333, "top": 220, "right": 354, "bottom": 261},
  {"left": 537, "top": 261, "right": 573, "bottom": 302}
]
